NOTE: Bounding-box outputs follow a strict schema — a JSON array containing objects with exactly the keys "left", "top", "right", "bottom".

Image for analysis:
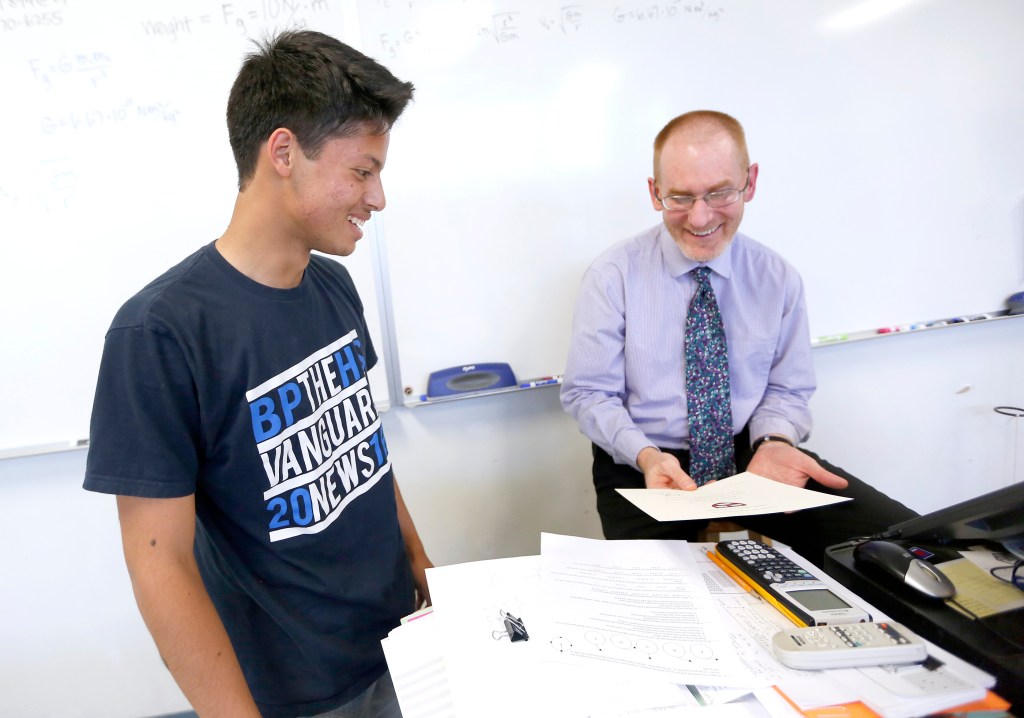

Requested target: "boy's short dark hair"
[{"left": 227, "top": 30, "right": 415, "bottom": 189}]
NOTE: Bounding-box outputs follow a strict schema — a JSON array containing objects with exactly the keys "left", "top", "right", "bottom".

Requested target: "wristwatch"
[{"left": 752, "top": 434, "right": 794, "bottom": 450}]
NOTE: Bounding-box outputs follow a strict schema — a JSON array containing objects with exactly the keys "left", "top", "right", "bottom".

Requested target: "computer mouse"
[{"left": 853, "top": 540, "right": 956, "bottom": 599}]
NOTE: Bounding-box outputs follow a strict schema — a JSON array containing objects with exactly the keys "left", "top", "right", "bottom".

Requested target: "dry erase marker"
[
  {"left": 876, "top": 326, "right": 901, "bottom": 334},
  {"left": 813, "top": 334, "right": 847, "bottom": 344},
  {"left": 519, "top": 376, "right": 561, "bottom": 389}
]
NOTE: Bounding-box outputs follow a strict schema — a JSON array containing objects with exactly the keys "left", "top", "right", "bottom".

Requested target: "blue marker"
[{"left": 519, "top": 377, "right": 562, "bottom": 389}]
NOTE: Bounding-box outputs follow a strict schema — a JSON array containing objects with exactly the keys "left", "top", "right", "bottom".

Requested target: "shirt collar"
[{"left": 657, "top": 224, "right": 735, "bottom": 280}]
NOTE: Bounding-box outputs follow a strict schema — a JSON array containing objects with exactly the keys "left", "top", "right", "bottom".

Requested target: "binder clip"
[{"left": 491, "top": 610, "right": 529, "bottom": 642}]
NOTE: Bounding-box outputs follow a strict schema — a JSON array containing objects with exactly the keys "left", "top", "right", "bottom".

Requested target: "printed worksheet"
[
  {"left": 617, "top": 472, "right": 851, "bottom": 522},
  {"left": 538, "top": 533, "right": 766, "bottom": 687}
]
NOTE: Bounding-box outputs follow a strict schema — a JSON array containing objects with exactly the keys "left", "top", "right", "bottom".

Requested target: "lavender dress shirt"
[{"left": 560, "top": 224, "right": 815, "bottom": 470}]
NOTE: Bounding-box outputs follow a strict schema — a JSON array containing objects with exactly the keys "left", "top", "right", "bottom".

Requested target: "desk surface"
[{"left": 824, "top": 543, "right": 1023, "bottom": 711}]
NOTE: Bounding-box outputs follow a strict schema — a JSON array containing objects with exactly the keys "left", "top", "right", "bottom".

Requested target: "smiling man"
[
  {"left": 84, "top": 30, "right": 431, "bottom": 718},
  {"left": 561, "top": 110, "right": 915, "bottom": 565}
]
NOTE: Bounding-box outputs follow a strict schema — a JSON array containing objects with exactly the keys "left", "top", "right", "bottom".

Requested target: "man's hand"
[
  {"left": 747, "top": 441, "right": 848, "bottom": 490},
  {"left": 637, "top": 447, "right": 697, "bottom": 491}
]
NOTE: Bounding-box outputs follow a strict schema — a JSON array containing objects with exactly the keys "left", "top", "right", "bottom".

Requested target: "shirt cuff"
[
  {"left": 618, "top": 430, "right": 658, "bottom": 471},
  {"left": 748, "top": 421, "right": 798, "bottom": 448}
]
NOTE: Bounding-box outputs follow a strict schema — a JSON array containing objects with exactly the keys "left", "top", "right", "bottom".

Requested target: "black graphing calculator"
[{"left": 715, "top": 539, "right": 872, "bottom": 627}]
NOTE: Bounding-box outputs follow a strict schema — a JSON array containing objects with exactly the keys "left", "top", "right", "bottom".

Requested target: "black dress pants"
[{"left": 592, "top": 429, "right": 918, "bottom": 569}]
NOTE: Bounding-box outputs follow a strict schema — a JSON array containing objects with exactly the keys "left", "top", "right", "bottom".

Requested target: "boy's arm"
[
  {"left": 394, "top": 481, "right": 433, "bottom": 608},
  {"left": 117, "top": 494, "right": 261, "bottom": 718}
]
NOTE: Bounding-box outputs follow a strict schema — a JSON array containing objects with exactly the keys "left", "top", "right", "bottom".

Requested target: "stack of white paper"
[{"left": 383, "top": 534, "right": 997, "bottom": 718}]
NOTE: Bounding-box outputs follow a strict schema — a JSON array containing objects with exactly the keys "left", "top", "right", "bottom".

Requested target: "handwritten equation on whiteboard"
[
  {"left": 0, "top": 0, "right": 68, "bottom": 34},
  {"left": 138, "top": 0, "right": 335, "bottom": 42},
  {"left": 361, "top": 0, "right": 727, "bottom": 60},
  {"left": 0, "top": 0, "right": 342, "bottom": 212},
  {"left": 1, "top": 0, "right": 335, "bottom": 39}
]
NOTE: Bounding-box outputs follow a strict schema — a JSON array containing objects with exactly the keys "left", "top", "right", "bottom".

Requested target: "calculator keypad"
[
  {"left": 722, "top": 539, "right": 815, "bottom": 583},
  {"left": 796, "top": 622, "right": 910, "bottom": 649}
]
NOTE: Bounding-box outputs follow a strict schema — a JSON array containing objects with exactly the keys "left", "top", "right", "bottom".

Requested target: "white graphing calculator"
[{"left": 771, "top": 621, "right": 928, "bottom": 670}]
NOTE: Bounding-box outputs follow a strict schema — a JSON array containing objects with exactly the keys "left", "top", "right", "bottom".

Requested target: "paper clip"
[{"left": 491, "top": 610, "right": 529, "bottom": 642}]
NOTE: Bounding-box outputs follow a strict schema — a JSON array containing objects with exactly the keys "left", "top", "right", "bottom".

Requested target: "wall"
[
  {"left": 810, "top": 318, "right": 1024, "bottom": 516},
  {"left": 2, "top": 319, "right": 1022, "bottom": 717}
]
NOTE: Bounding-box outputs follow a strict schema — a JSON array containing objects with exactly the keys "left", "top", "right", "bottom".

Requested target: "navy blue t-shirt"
[{"left": 84, "top": 243, "right": 415, "bottom": 717}]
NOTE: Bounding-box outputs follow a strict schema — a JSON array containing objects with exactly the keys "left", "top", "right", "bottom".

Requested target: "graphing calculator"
[{"left": 715, "top": 539, "right": 872, "bottom": 626}]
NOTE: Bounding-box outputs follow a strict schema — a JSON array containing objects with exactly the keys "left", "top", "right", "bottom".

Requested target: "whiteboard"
[
  {"left": 4, "top": 1, "right": 1024, "bottom": 452},
  {"left": 354, "top": 0, "right": 1024, "bottom": 401},
  {"left": 0, "top": 0, "right": 393, "bottom": 454}
]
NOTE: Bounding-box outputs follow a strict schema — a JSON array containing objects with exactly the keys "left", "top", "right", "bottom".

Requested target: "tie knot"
[{"left": 691, "top": 266, "right": 711, "bottom": 287}]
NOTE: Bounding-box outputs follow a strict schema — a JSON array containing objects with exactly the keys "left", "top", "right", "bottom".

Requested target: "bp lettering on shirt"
[{"left": 245, "top": 330, "right": 388, "bottom": 542}]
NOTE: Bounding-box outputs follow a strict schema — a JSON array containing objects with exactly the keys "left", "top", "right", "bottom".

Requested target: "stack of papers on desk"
[
  {"left": 382, "top": 534, "right": 1002, "bottom": 718},
  {"left": 825, "top": 661, "right": 989, "bottom": 718}
]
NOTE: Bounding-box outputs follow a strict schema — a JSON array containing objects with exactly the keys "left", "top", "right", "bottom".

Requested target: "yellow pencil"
[
  {"left": 712, "top": 550, "right": 809, "bottom": 627},
  {"left": 704, "top": 547, "right": 754, "bottom": 592}
]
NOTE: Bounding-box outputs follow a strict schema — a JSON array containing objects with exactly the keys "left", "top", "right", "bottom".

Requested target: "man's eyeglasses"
[
  {"left": 990, "top": 558, "right": 1023, "bottom": 590},
  {"left": 655, "top": 170, "right": 751, "bottom": 212}
]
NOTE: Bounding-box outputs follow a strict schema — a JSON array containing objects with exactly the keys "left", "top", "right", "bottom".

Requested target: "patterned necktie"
[{"left": 685, "top": 266, "right": 735, "bottom": 486}]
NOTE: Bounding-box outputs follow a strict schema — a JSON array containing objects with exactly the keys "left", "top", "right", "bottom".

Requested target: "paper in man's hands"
[{"left": 616, "top": 471, "right": 851, "bottom": 522}]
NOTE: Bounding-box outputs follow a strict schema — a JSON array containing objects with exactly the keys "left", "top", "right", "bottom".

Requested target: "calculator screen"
[{"left": 789, "top": 588, "right": 852, "bottom": 611}]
